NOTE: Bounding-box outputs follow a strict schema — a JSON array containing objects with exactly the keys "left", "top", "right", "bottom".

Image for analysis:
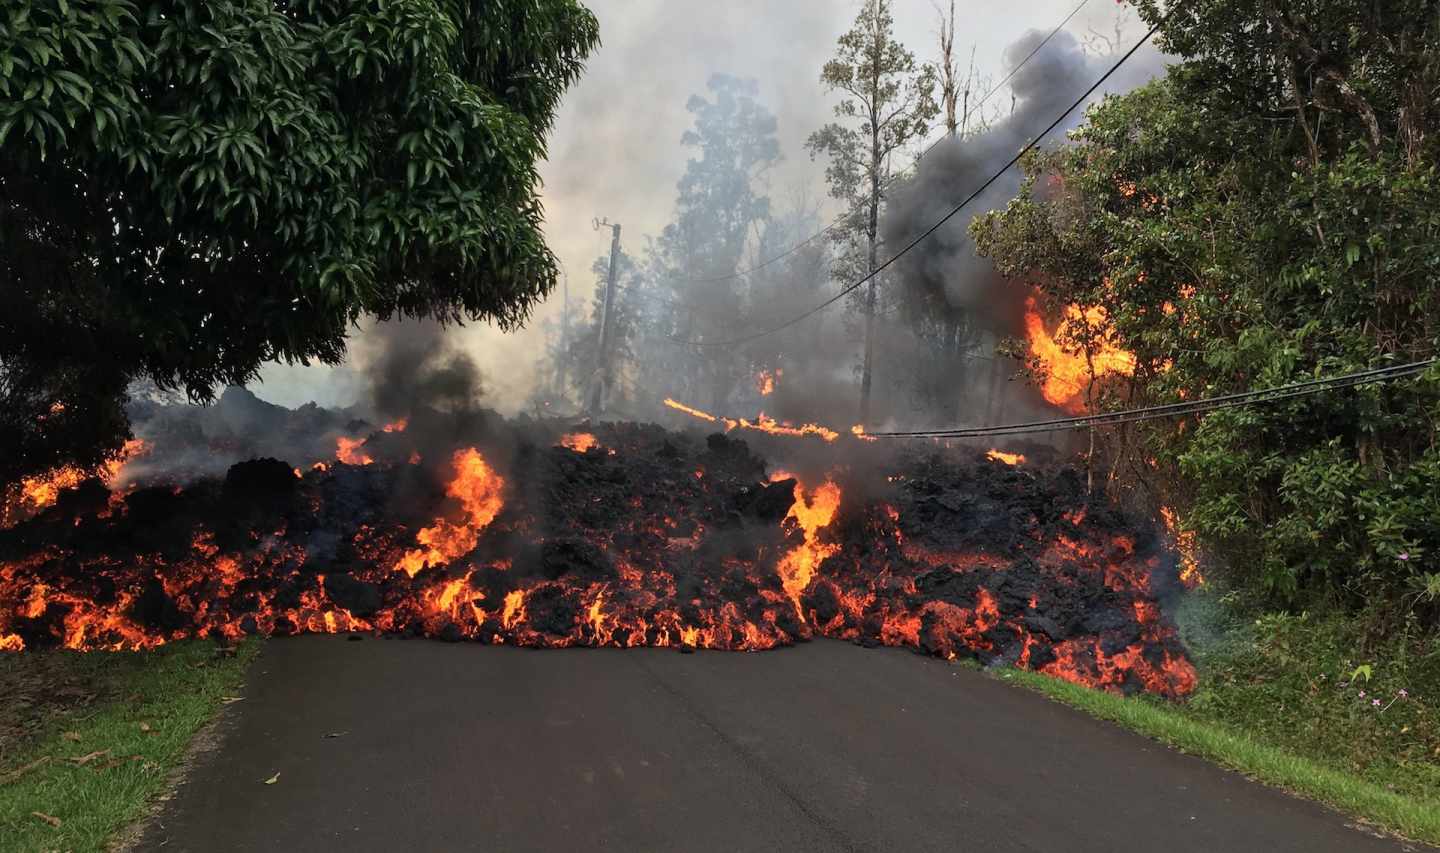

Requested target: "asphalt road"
[{"left": 137, "top": 636, "right": 1427, "bottom": 852}]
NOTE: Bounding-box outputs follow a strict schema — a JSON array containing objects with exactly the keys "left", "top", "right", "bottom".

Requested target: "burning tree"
[
  {"left": 0, "top": 0, "right": 600, "bottom": 484},
  {"left": 972, "top": 1, "right": 1440, "bottom": 621}
]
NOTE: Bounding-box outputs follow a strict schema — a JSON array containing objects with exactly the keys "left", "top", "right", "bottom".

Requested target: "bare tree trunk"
[
  {"left": 859, "top": 7, "right": 883, "bottom": 427},
  {"left": 1284, "top": 58, "right": 1322, "bottom": 168},
  {"left": 937, "top": 0, "right": 958, "bottom": 136},
  {"left": 860, "top": 125, "right": 880, "bottom": 427}
]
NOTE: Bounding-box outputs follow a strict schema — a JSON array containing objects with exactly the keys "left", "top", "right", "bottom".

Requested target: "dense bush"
[{"left": 972, "top": 2, "right": 1440, "bottom": 619}]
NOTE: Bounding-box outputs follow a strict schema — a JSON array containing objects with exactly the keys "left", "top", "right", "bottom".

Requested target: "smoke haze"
[{"left": 250, "top": 1, "right": 1166, "bottom": 426}]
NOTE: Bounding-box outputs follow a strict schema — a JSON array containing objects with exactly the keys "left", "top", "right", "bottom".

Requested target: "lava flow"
[{"left": 0, "top": 415, "right": 1197, "bottom": 698}]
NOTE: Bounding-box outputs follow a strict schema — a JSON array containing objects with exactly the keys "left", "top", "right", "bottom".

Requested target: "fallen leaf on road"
[
  {"left": 323, "top": 731, "right": 348, "bottom": 739},
  {"left": 263, "top": 772, "right": 280, "bottom": 785},
  {"left": 31, "top": 811, "right": 61, "bottom": 828},
  {"left": 221, "top": 696, "right": 245, "bottom": 704},
  {"left": 0, "top": 756, "right": 50, "bottom": 785},
  {"left": 62, "top": 731, "right": 81, "bottom": 742}
]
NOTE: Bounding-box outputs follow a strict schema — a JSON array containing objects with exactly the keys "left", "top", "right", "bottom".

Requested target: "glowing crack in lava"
[
  {"left": 1023, "top": 296, "right": 1135, "bottom": 413},
  {"left": 559, "top": 433, "right": 599, "bottom": 453},
  {"left": 393, "top": 448, "right": 506, "bottom": 577},
  {"left": 0, "top": 422, "right": 1198, "bottom": 698},
  {"left": 335, "top": 436, "right": 374, "bottom": 466},
  {"left": 987, "top": 450, "right": 1025, "bottom": 466},
  {"left": 335, "top": 419, "right": 408, "bottom": 466},
  {"left": 2, "top": 439, "right": 151, "bottom": 528}
]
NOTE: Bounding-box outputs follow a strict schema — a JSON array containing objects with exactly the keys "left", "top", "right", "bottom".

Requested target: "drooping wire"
[{"left": 864, "top": 360, "right": 1437, "bottom": 438}]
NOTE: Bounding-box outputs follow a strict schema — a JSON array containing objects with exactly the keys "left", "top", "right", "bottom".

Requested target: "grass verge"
[
  {"left": 0, "top": 640, "right": 258, "bottom": 853},
  {"left": 990, "top": 592, "right": 1440, "bottom": 847}
]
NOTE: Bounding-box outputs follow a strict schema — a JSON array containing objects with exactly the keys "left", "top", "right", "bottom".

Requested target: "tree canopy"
[
  {"left": 972, "top": 1, "right": 1440, "bottom": 619},
  {"left": 0, "top": 0, "right": 599, "bottom": 481}
]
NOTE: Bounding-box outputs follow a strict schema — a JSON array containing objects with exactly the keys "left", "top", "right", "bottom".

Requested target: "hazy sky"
[{"left": 252, "top": 0, "right": 1151, "bottom": 411}]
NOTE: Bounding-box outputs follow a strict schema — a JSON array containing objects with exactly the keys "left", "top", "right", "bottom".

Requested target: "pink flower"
[
  {"left": 1358, "top": 690, "right": 1366, "bottom": 698},
  {"left": 1399, "top": 689, "right": 1409, "bottom": 698},
  {"left": 1398, "top": 552, "right": 1410, "bottom": 561},
  {"left": 1372, "top": 699, "right": 1382, "bottom": 707}
]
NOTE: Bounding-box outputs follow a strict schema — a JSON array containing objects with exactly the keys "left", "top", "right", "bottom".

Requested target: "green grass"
[
  {"left": 0, "top": 640, "right": 259, "bottom": 853},
  {"left": 991, "top": 591, "right": 1440, "bottom": 847}
]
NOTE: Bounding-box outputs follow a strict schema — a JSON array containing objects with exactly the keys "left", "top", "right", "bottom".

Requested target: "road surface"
[{"left": 136, "top": 636, "right": 1427, "bottom": 852}]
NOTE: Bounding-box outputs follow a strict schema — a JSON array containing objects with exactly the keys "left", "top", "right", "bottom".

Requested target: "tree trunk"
[{"left": 860, "top": 125, "right": 880, "bottom": 427}]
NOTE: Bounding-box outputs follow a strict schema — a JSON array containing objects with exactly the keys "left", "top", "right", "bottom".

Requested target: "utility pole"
[{"left": 586, "top": 217, "right": 622, "bottom": 417}]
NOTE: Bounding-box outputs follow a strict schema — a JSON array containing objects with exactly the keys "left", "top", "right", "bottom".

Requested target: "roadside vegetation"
[{"left": 0, "top": 641, "right": 257, "bottom": 853}]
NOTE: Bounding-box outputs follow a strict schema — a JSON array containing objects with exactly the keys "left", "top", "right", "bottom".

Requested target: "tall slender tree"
[{"left": 808, "top": 0, "right": 937, "bottom": 425}]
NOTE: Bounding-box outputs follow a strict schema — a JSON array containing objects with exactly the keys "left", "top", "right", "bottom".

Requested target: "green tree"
[
  {"left": 972, "top": 1, "right": 1440, "bottom": 621},
  {"left": 0, "top": 0, "right": 599, "bottom": 482},
  {"left": 808, "top": 0, "right": 937, "bottom": 425}
]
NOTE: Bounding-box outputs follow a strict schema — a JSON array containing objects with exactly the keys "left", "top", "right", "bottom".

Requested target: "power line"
[
  {"left": 668, "top": 16, "right": 1160, "bottom": 349},
  {"left": 865, "top": 360, "right": 1437, "bottom": 438},
  {"left": 662, "top": 0, "right": 1094, "bottom": 288}
]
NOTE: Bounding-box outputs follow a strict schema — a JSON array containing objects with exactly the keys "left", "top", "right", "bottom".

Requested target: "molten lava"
[
  {"left": 393, "top": 448, "right": 506, "bottom": 578},
  {"left": 986, "top": 450, "right": 1025, "bottom": 466},
  {"left": 0, "top": 419, "right": 1197, "bottom": 698},
  {"left": 776, "top": 478, "right": 842, "bottom": 618},
  {"left": 1023, "top": 296, "right": 1136, "bottom": 413},
  {"left": 336, "top": 436, "right": 374, "bottom": 466},
  {"left": 3, "top": 439, "right": 151, "bottom": 528},
  {"left": 559, "top": 433, "right": 599, "bottom": 453}
]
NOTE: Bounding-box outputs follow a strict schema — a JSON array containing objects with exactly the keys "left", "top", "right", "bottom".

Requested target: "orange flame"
[
  {"left": 501, "top": 589, "right": 527, "bottom": 629},
  {"left": 393, "top": 448, "right": 506, "bottom": 577},
  {"left": 756, "top": 369, "right": 779, "bottom": 396},
  {"left": 1160, "top": 506, "right": 1204, "bottom": 588},
  {"left": 777, "top": 479, "right": 842, "bottom": 618},
  {"left": 1023, "top": 296, "right": 1135, "bottom": 413},
  {"left": 6, "top": 439, "right": 151, "bottom": 526},
  {"left": 336, "top": 435, "right": 374, "bottom": 466},
  {"left": 986, "top": 450, "right": 1025, "bottom": 466},
  {"left": 383, "top": 418, "right": 409, "bottom": 433},
  {"left": 559, "top": 433, "right": 598, "bottom": 453},
  {"left": 666, "top": 398, "right": 858, "bottom": 444},
  {"left": 664, "top": 398, "right": 727, "bottom": 426},
  {"left": 850, "top": 424, "right": 878, "bottom": 442},
  {"left": 738, "top": 413, "right": 839, "bottom": 443}
]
